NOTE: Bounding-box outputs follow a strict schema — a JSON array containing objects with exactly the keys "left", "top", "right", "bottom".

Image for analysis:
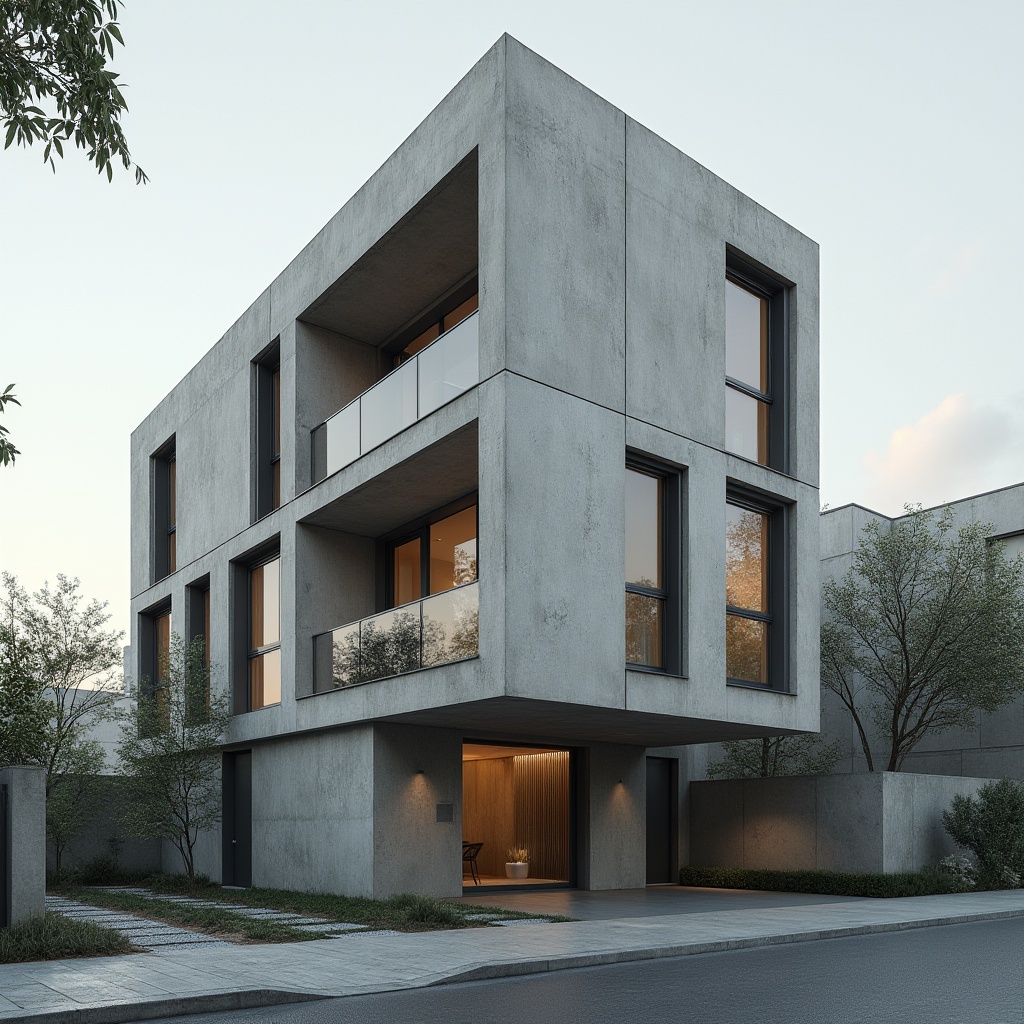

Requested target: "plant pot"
[{"left": 505, "top": 862, "right": 529, "bottom": 879}]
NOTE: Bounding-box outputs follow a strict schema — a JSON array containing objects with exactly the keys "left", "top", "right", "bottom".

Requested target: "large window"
[
  {"left": 726, "top": 494, "right": 786, "bottom": 689},
  {"left": 152, "top": 438, "right": 176, "bottom": 582},
  {"left": 387, "top": 502, "right": 478, "bottom": 607},
  {"left": 625, "top": 467, "right": 665, "bottom": 669},
  {"left": 248, "top": 555, "right": 281, "bottom": 710},
  {"left": 255, "top": 342, "right": 281, "bottom": 520},
  {"left": 724, "top": 258, "right": 788, "bottom": 470},
  {"left": 392, "top": 288, "right": 478, "bottom": 369}
]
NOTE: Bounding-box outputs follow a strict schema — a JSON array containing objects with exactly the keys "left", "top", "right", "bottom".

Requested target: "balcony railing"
[
  {"left": 311, "top": 311, "right": 479, "bottom": 484},
  {"left": 312, "top": 581, "right": 479, "bottom": 692}
]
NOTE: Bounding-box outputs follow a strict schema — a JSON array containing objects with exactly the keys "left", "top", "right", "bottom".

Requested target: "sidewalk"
[{"left": 4, "top": 888, "right": 1024, "bottom": 1024}]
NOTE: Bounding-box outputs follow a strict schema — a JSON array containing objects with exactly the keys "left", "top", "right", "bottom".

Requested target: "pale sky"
[{"left": 1, "top": 0, "right": 1022, "bottom": 641}]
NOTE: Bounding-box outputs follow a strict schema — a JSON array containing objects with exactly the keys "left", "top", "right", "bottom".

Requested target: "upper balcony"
[{"left": 311, "top": 310, "right": 479, "bottom": 485}]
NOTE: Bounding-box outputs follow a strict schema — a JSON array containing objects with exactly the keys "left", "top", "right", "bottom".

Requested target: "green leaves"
[
  {"left": 0, "top": 383, "right": 20, "bottom": 465},
  {"left": 0, "top": 0, "right": 147, "bottom": 182}
]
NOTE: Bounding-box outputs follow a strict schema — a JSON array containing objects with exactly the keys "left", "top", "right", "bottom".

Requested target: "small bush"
[
  {"left": 385, "top": 893, "right": 464, "bottom": 928},
  {"left": 0, "top": 913, "right": 134, "bottom": 963},
  {"left": 943, "top": 779, "right": 1024, "bottom": 887},
  {"left": 679, "top": 865, "right": 962, "bottom": 898},
  {"left": 936, "top": 854, "right": 977, "bottom": 892}
]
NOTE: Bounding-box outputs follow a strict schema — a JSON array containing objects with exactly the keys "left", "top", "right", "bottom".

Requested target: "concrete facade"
[
  {"left": 690, "top": 772, "right": 991, "bottom": 873},
  {"left": 2, "top": 766, "right": 45, "bottom": 926},
  {"left": 129, "top": 37, "right": 819, "bottom": 896}
]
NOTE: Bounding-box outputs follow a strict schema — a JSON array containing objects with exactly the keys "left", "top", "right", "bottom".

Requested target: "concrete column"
[{"left": 1, "top": 765, "right": 46, "bottom": 926}]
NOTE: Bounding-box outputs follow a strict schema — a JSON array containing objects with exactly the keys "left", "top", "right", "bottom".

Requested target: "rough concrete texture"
[
  {"left": 126, "top": 35, "right": 820, "bottom": 896},
  {"left": 690, "top": 772, "right": 994, "bottom": 873},
  {"left": 2, "top": 766, "right": 45, "bottom": 925}
]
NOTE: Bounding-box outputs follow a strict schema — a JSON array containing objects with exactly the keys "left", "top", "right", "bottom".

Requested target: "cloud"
[
  {"left": 862, "top": 392, "right": 1024, "bottom": 515},
  {"left": 934, "top": 242, "right": 981, "bottom": 295}
]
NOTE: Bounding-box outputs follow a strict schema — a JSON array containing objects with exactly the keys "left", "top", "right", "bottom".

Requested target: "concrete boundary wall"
[
  {"left": 689, "top": 772, "right": 994, "bottom": 874},
  {"left": 2, "top": 766, "right": 45, "bottom": 925}
]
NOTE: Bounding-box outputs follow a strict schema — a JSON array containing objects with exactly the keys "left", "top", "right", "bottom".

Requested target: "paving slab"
[{"left": 10, "top": 888, "right": 1024, "bottom": 1024}]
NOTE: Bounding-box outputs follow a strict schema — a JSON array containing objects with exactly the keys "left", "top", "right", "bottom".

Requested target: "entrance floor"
[{"left": 452, "top": 884, "right": 868, "bottom": 921}]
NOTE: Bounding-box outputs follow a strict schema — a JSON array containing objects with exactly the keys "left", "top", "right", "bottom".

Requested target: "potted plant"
[{"left": 505, "top": 847, "right": 529, "bottom": 879}]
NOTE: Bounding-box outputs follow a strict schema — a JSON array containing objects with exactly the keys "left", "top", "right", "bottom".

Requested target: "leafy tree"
[
  {"left": 117, "top": 635, "right": 229, "bottom": 879},
  {"left": 706, "top": 734, "right": 842, "bottom": 779},
  {"left": 46, "top": 737, "right": 105, "bottom": 873},
  {"left": 0, "top": 582, "right": 48, "bottom": 764},
  {"left": 1, "top": 0, "right": 147, "bottom": 182},
  {"left": 0, "top": 383, "right": 19, "bottom": 466},
  {"left": 0, "top": 573, "right": 124, "bottom": 790},
  {"left": 943, "top": 779, "right": 1024, "bottom": 888},
  {"left": 821, "top": 506, "right": 1024, "bottom": 772}
]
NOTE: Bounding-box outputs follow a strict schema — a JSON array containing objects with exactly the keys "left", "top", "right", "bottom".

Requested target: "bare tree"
[
  {"left": 706, "top": 735, "right": 842, "bottom": 779},
  {"left": 821, "top": 506, "right": 1024, "bottom": 772}
]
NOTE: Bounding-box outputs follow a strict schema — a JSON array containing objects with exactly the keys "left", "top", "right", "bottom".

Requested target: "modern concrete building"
[
  {"left": 819, "top": 483, "right": 1024, "bottom": 780},
  {"left": 129, "top": 36, "right": 820, "bottom": 897}
]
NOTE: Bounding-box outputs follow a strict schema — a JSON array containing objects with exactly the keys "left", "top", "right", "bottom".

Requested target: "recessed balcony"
[
  {"left": 311, "top": 311, "right": 479, "bottom": 485},
  {"left": 312, "top": 580, "right": 479, "bottom": 691}
]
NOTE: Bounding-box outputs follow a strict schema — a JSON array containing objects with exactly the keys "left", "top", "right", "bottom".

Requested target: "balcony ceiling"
[{"left": 300, "top": 150, "right": 478, "bottom": 345}]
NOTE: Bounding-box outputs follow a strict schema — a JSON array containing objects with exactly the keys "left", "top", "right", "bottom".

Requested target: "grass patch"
[
  {"left": 0, "top": 912, "right": 135, "bottom": 963},
  {"left": 53, "top": 872, "right": 571, "bottom": 934},
  {"left": 680, "top": 865, "right": 966, "bottom": 898}
]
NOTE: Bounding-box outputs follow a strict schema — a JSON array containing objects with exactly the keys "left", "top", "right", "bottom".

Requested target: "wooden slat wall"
[
  {"left": 513, "top": 751, "right": 569, "bottom": 880},
  {"left": 462, "top": 757, "right": 515, "bottom": 877}
]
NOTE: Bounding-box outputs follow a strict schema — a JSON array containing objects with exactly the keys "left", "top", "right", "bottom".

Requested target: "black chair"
[{"left": 462, "top": 841, "right": 483, "bottom": 885}]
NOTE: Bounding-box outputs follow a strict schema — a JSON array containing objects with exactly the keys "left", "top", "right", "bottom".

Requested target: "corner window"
[
  {"left": 248, "top": 554, "right": 281, "bottom": 710},
  {"left": 255, "top": 342, "right": 281, "bottom": 519},
  {"left": 726, "top": 493, "right": 787, "bottom": 689},
  {"left": 724, "top": 257, "right": 788, "bottom": 471},
  {"left": 625, "top": 467, "right": 665, "bottom": 669},
  {"left": 152, "top": 439, "right": 176, "bottom": 582}
]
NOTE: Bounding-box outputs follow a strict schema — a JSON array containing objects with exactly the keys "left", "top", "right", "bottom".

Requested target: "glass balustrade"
[
  {"left": 310, "top": 311, "right": 479, "bottom": 484},
  {"left": 312, "top": 581, "right": 479, "bottom": 692}
]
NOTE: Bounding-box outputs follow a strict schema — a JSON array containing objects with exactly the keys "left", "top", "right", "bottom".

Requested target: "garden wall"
[{"left": 689, "top": 772, "right": 993, "bottom": 873}]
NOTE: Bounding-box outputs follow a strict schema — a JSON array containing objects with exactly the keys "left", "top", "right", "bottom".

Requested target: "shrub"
[
  {"left": 943, "top": 779, "right": 1024, "bottom": 887},
  {"left": 679, "top": 865, "right": 962, "bottom": 898},
  {"left": 936, "top": 853, "right": 977, "bottom": 892}
]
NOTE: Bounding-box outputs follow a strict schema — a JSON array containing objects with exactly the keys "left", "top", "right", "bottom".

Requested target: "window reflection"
[
  {"left": 249, "top": 556, "right": 281, "bottom": 710},
  {"left": 725, "top": 278, "right": 772, "bottom": 467},
  {"left": 726, "top": 501, "right": 771, "bottom": 685},
  {"left": 429, "top": 506, "right": 478, "bottom": 594},
  {"left": 625, "top": 466, "right": 666, "bottom": 669}
]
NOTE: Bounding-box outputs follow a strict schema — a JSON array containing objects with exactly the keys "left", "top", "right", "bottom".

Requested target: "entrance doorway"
[
  {"left": 462, "top": 742, "right": 573, "bottom": 889},
  {"left": 645, "top": 757, "right": 676, "bottom": 884},
  {"left": 222, "top": 750, "right": 252, "bottom": 887}
]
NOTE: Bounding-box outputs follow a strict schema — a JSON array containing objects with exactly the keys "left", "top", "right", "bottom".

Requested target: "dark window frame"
[
  {"left": 384, "top": 274, "right": 479, "bottom": 368},
  {"left": 247, "top": 551, "right": 282, "bottom": 711},
  {"left": 139, "top": 599, "right": 172, "bottom": 699},
  {"left": 230, "top": 538, "right": 281, "bottom": 715},
  {"left": 380, "top": 493, "right": 479, "bottom": 611},
  {"left": 625, "top": 456, "right": 683, "bottom": 676},
  {"left": 254, "top": 341, "right": 281, "bottom": 521},
  {"left": 725, "top": 485, "right": 790, "bottom": 692},
  {"left": 725, "top": 249, "right": 791, "bottom": 473},
  {"left": 151, "top": 436, "right": 176, "bottom": 583}
]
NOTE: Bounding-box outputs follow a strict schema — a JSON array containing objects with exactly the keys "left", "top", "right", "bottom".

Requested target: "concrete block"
[{"left": 2, "top": 766, "right": 46, "bottom": 926}]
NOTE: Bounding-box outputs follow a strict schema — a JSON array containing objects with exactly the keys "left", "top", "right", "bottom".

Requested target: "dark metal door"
[
  {"left": 222, "top": 752, "right": 252, "bottom": 886},
  {"left": 645, "top": 758, "right": 673, "bottom": 884}
]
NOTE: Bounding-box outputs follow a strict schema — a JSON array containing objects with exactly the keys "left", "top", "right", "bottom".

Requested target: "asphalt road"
[{"left": 132, "top": 917, "right": 1024, "bottom": 1024}]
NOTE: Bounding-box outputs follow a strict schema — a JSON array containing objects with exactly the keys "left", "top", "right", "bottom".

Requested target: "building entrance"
[{"left": 461, "top": 742, "right": 573, "bottom": 889}]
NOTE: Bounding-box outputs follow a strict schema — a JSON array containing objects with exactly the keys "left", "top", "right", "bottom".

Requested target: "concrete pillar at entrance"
[{"left": 2, "top": 766, "right": 46, "bottom": 927}]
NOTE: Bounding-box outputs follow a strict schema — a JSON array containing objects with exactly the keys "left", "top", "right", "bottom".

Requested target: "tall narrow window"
[
  {"left": 188, "top": 578, "right": 211, "bottom": 705},
  {"left": 725, "top": 494, "right": 786, "bottom": 689},
  {"left": 248, "top": 555, "right": 281, "bottom": 710},
  {"left": 255, "top": 343, "right": 281, "bottom": 520},
  {"left": 724, "top": 257, "right": 788, "bottom": 471},
  {"left": 625, "top": 467, "right": 665, "bottom": 669},
  {"left": 152, "top": 438, "right": 176, "bottom": 582}
]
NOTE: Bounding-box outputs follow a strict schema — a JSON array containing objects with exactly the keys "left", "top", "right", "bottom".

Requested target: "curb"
[
  {"left": 6, "top": 988, "right": 326, "bottom": 1024},
  {"left": 434, "top": 905, "right": 1024, "bottom": 986}
]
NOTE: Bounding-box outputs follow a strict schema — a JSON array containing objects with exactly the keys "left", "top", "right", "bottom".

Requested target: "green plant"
[
  {"left": 506, "top": 847, "right": 528, "bottom": 863},
  {"left": 706, "top": 735, "right": 843, "bottom": 779},
  {"left": 384, "top": 893, "right": 464, "bottom": 928},
  {"left": 0, "top": 912, "right": 133, "bottom": 963},
  {"left": 943, "top": 779, "right": 1024, "bottom": 888},
  {"left": 679, "top": 865, "right": 964, "bottom": 898},
  {"left": 936, "top": 853, "right": 977, "bottom": 892}
]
